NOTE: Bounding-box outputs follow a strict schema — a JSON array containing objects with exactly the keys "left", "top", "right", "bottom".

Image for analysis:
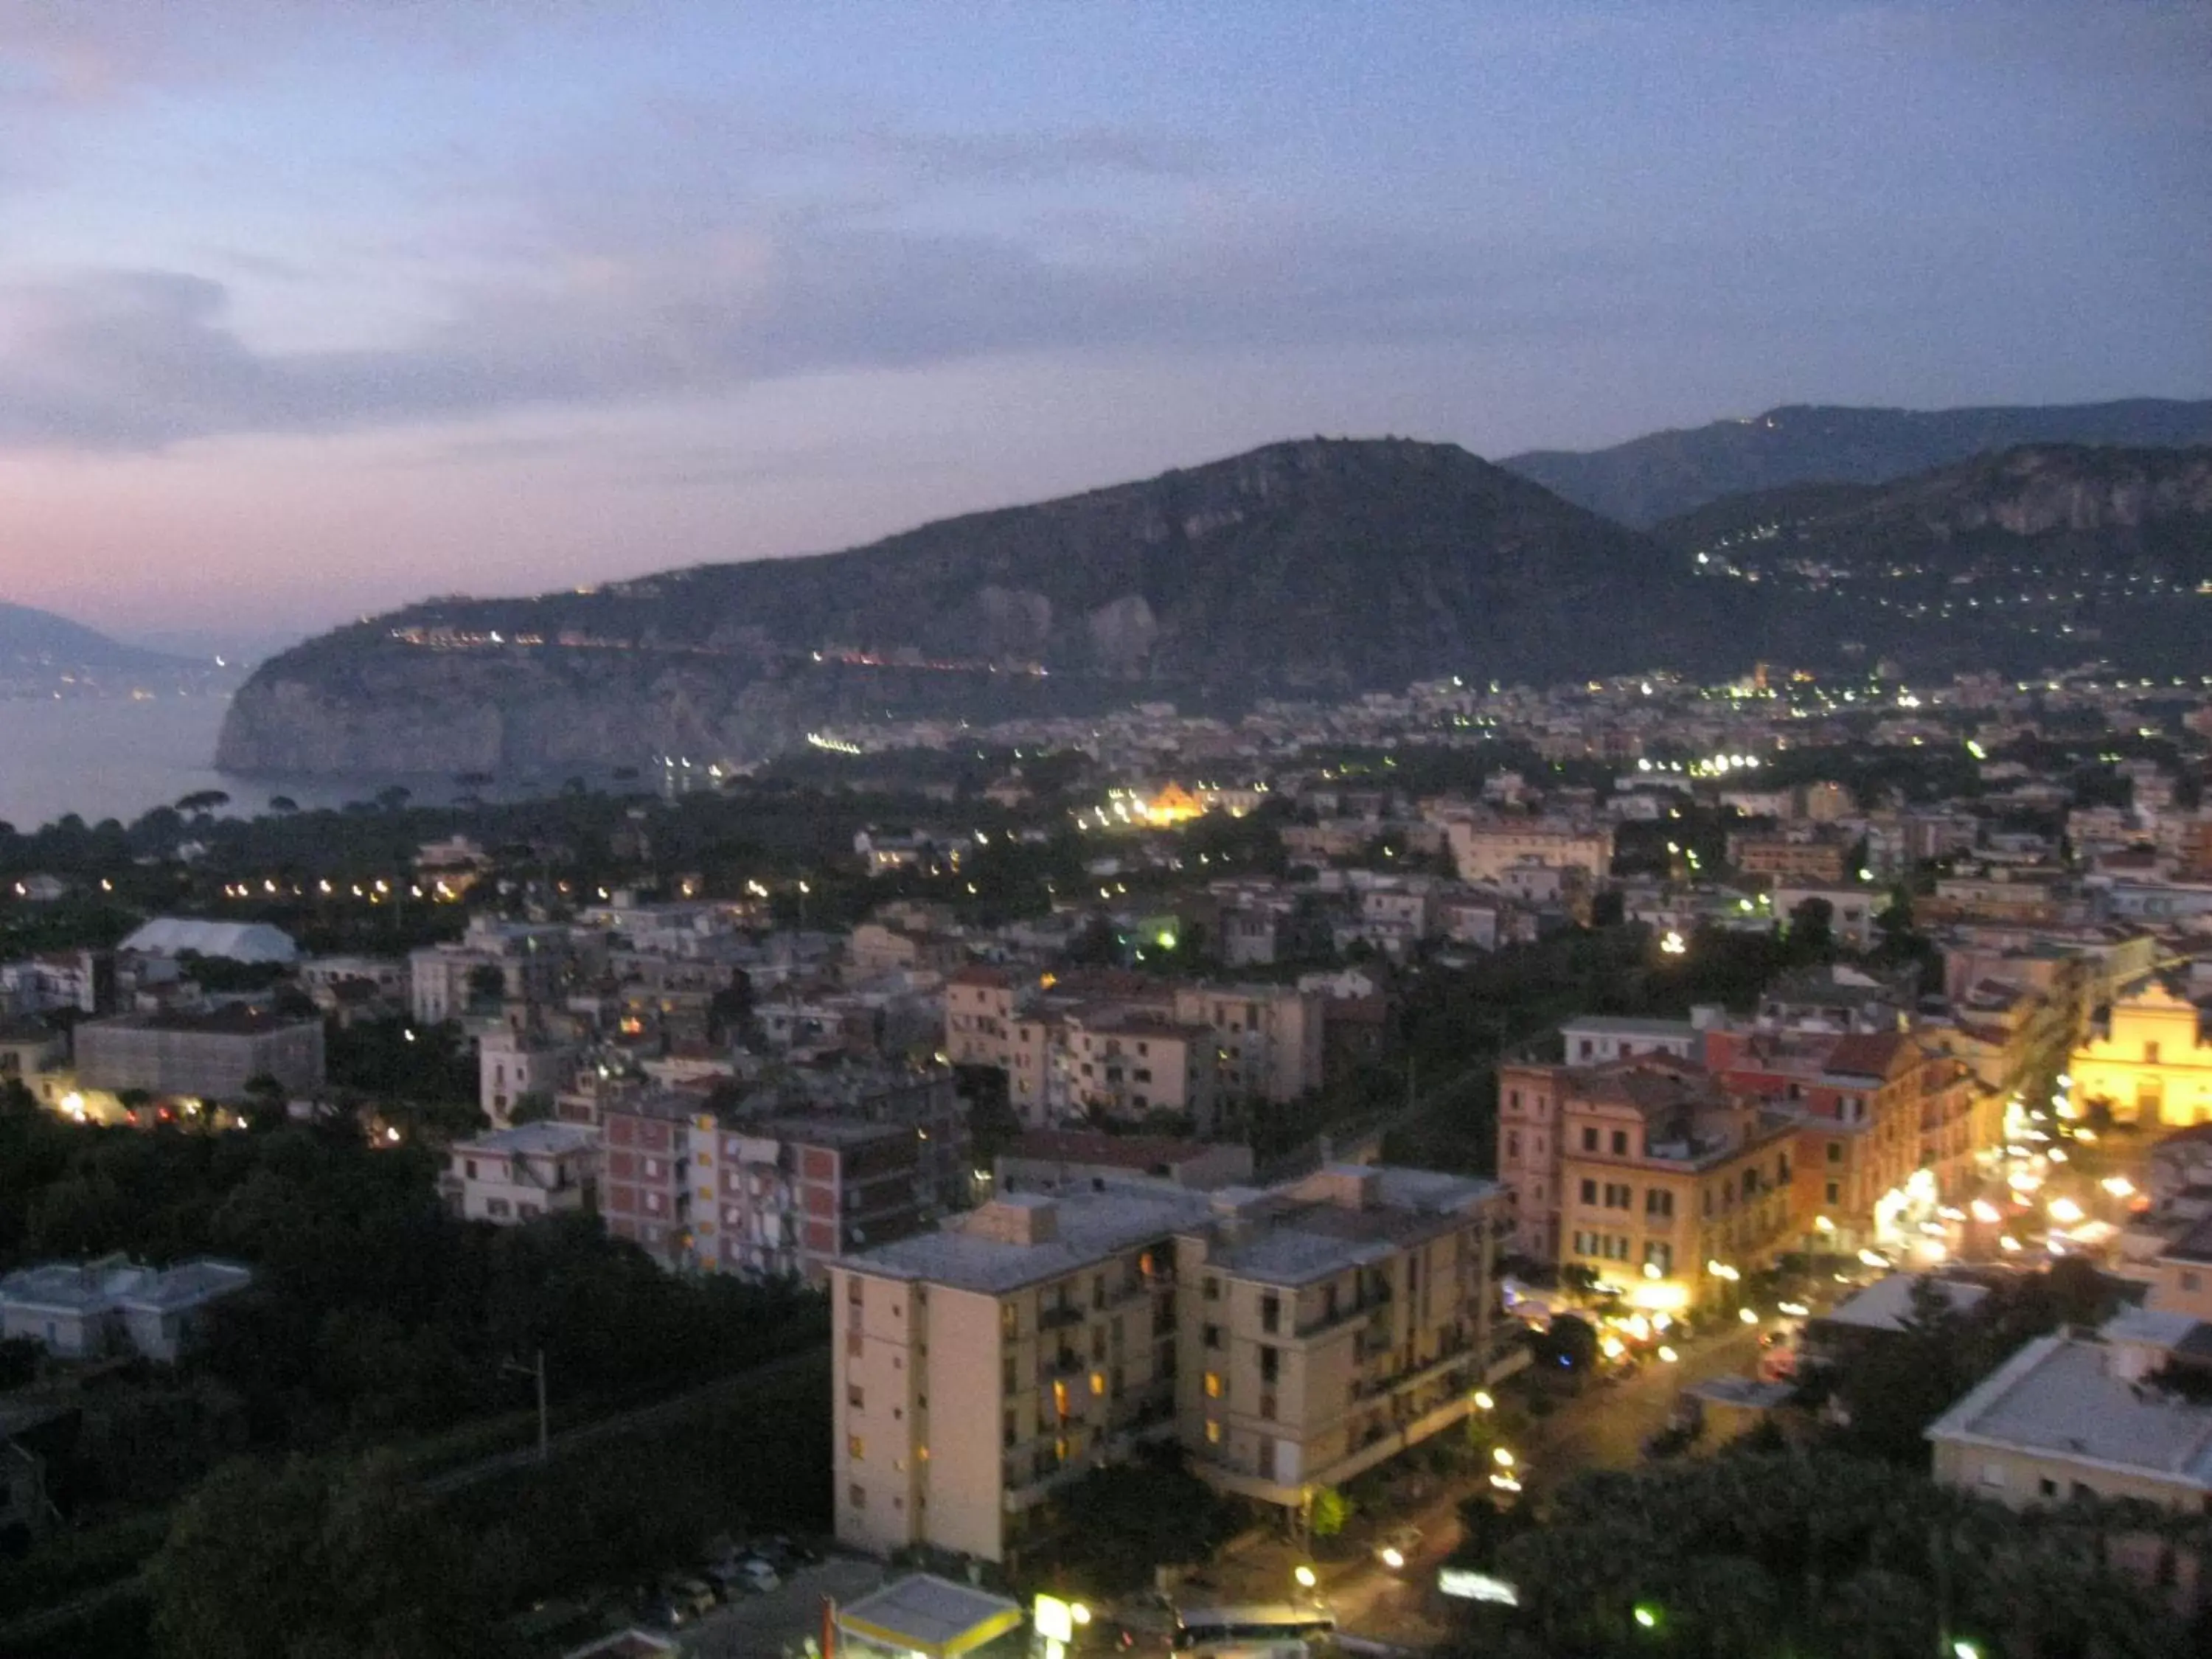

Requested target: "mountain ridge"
[
  {"left": 218, "top": 437, "right": 1750, "bottom": 776},
  {"left": 0, "top": 601, "right": 195, "bottom": 672},
  {"left": 1502, "top": 397, "right": 2212, "bottom": 526}
]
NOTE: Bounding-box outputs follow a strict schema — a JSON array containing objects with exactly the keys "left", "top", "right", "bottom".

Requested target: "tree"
[
  {"left": 148, "top": 1453, "right": 499, "bottom": 1659},
  {"left": 1785, "top": 896, "right": 1836, "bottom": 959},
  {"left": 466, "top": 964, "right": 508, "bottom": 1010},
  {"left": 1309, "top": 1484, "right": 1353, "bottom": 1538},
  {"left": 267, "top": 796, "right": 300, "bottom": 815},
  {"left": 506, "top": 1091, "right": 555, "bottom": 1126},
  {"left": 375, "top": 785, "right": 414, "bottom": 813},
  {"left": 1025, "top": 1454, "right": 1236, "bottom": 1595},
  {"left": 175, "top": 790, "right": 232, "bottom": 818}
]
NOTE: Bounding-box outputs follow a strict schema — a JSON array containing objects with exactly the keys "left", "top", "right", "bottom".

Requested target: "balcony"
[
  {"left": 1037, "top": 1304, "right": 1085, "bottom": 1332},
  {"left": 1295, "top": 1283, "right": 1392, "bottom": 1340}
]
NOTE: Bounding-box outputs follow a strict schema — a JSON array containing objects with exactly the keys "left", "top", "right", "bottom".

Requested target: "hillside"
[
  {"left": 0, "top": 602, "right": 192, "bottom": 672},
  {"left": 1503, "top": 397, "right": 2212, "bottom": 526},
  {"left": 218, "top": 438, "right": 1752, "bottom": 776},
  {"left": 1653, "top": 444, "right": 2212, "bottom": 669}
]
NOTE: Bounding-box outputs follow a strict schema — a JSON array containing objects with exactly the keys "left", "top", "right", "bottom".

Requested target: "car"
[
  {"left": 663, "top": 1576, "right": 717, "bottom": 1619},
  {"left": 1371, "top": 1526, "right": 1425, "bottom": 1571},
  {"left": 1113, "top": 1590, "right": 1179, "bottom": 1635}
]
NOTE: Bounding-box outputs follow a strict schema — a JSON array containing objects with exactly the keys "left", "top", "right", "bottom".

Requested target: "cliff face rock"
[
  {"left": 218, "top": 437, "right": 1749, "bottom": 776},
  {"left": 1505, "top": 398, "right": 2212, "bottom": 526}
]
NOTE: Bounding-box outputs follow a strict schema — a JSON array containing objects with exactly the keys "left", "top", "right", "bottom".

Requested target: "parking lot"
[{"left": 677, "top": 1557, "right": 888, "bottom": 1658}]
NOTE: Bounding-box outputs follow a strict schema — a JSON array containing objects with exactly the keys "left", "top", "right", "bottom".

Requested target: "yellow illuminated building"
[{"left": 2070, "top": 982, "right": 2212, "bottom": 1127}]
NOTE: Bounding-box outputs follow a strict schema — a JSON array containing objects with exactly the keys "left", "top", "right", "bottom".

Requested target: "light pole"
[{"left": 503, "top": 1348, "right": 549, "bottom": 1464}]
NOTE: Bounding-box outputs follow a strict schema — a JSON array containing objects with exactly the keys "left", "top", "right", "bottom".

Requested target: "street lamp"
[
  {"left": 1293, "top": 1565, "right": 1317, "bottom": 1591},
  {"left": 1472, "top": 1390, "right": 1495, "bottom": 1412},
  {"left": 1633, "top": 1604, "right": 1660, "bottom": 1631}
]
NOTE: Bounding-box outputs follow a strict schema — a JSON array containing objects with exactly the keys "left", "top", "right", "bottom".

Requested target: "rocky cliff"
[{"left": 218, "top": 437, "right": 1748, "bottom": 777}]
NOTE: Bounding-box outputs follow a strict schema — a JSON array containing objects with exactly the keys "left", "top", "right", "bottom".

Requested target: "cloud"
[{"left": 0, "top": 208, "right": 1533, "bottom": 450}]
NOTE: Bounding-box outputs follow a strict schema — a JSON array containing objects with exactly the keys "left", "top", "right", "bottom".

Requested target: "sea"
[{"left": 0, "top": 694, "right": 366, "bottom": 832}]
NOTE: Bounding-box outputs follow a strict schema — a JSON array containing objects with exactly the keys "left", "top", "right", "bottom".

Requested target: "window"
[
  {"left": 1261, "top": 1294, "right": 1280, "bottom": 1333},
  {"left": 1205, "top": 1419, "right": 1222, "bottom": 1444},
  {"left": 1645, "top": 1189, "right": 1674, "bottom": 1218},
  {"left": 847, "top": 1435, "right": 864, "bottom": 1460},
  {"left": 1203, "top": 1324, "right": 1222, "bottom": 1349},
  {"left": 1580, "top": 1179, "right": 1598, "bottom": 1204},
  {"left": 1203, "top": 1276, "right": 1221, "bottom": 1301},
  {"left": 1825, "top": 1181, "right": 1841, "bottom": 1204},
  {"left": 1506, "top": 1133, "right": 1520, "bottom": 1160},
  {"left": 2146, "top": 1041, "right": 2162, "bottom": 1065},
  {"left": 1978, "top": 1462, "right": 2006, "bottom": 1489},
  {"left": 1259, "top": 1346, "right": 1279, "bottom": 1384},
  {"left": 1610, "top": 1130, "right": 1628, "bottom": 1156},
  {"left": 848, "top": 1278, "right": 864, "bottom": 1304},
  {"left": 465, "top": 1158, "right": 479, "bottom": 1180},
  {"left": 487, "top": 1198, "right": 511, "bottom": 1217},
  {"left": 1603, "top": 1183, "right": 1632, "bottom": 1210},
  {"left": 1004, "top": 1411, "right": 1017, "bottom": 1448},
  {"left": 2182, "top": 1270, "right": 2203, "bottom": 1293},
  {"left": 1581, "top": 1127, "right": 1599, "bottom": 1152},
  {"left": 1204, "top": 1371, "right": 1223, "bottom": 1399},
  {"left": 1002, "top": 1303, "right": 1018, "bottom": 1339},
  {"left": 2038, "top": 1478, "right": 2059, "bottom": 1498},
  {"left": 849, "top": 1484, "right": 866, "bottom": 1509},
  {"left": 1644, "top": 1242, "right": 1673, "bottom": 1276},
  {"left": 1003, "top": 1357, "right": 1018, "bottom": 1395},
  {"left": 1508, "top": 1089, "right": 1521, "bottom": 1112},
  {"left": 1826, "top": 1141, "right": 1843, "bottom": 1164},
  {"left": 1091, "top": 1370, "right": 1106, "bottom": 1397},
  {"left": 847, "top": 1385, "right": 864, "bottom": 1408}
]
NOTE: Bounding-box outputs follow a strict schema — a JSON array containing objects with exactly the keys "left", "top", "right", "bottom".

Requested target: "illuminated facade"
[
  {"left": 1500, "top": 1055, "right": 1797, "bottom": 1310},
  {"left": 2070, "top": 982, "right": 2212, "bottom": 1127}
]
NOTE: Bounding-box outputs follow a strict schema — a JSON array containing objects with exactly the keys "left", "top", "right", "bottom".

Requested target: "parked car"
[{"left": 664, "top": 1576, "right": 718, "bottom": 1619}]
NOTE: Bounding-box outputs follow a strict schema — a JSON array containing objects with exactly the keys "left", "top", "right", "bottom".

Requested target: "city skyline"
[{"left": 1, "top": 1, "right": 2207, "bottom": 644}]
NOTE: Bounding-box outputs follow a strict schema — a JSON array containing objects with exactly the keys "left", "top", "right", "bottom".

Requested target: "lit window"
[
  {"left": 847, "top": 1435, "right": 864, "bottom": 1459},
  {"left": 1204, "top": 1371, "right": 1222, "bottom": 1399},
  {"left": 1206, "top": 1419, "right": 1222, "bottom": 1444},
  {"left": 1091, "top": 1371, "right": 1106, "bottom": 1397}
]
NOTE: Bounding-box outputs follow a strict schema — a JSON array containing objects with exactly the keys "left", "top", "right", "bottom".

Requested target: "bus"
[{"left": 1170, "top": 1604, "right": 1337, "bottom": 1659}]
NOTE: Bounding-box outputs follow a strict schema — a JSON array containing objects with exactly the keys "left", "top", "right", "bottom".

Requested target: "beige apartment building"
[
  {"left": 832, "top": 1186, "right": 1213, "bottom": 1564},
  {"left": 830, "top": 1165, "right": 1508, "bottom": 1564},
  {"left": 943, "top": 970, "right": 1324, "bottom": 1131},
  {"left": 1172, "top": 1166, "right": 1509, "bottom": 1510},
  {"left": 1446, "top": 820, "right": 1613, "bottom": 886}
]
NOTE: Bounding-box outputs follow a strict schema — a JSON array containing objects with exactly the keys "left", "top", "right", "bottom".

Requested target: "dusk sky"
[{"left": 1, "top": 1, "right": 2206, "bottom": 651}]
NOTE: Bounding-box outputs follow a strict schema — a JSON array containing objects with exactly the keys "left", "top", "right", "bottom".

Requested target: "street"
[{"left": 1180, "top": 1322, "right": 1767, "bottom": 1649}]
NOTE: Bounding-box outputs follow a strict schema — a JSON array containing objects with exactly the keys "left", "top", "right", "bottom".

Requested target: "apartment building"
[
  {"left": 832, "top": 1186, "right": 1213, "bottom": 1563},
  {"left": 1703, "top": 1027, "right": 1990, "bottom": 1252},
  {"left": 1446, "top": 820, "right": 1613, "bottom": 886},
  {"left": 1499, "top": 1055, "right": 1796, "bottom": 1308},
  {"left": 945, "top": 972, "right": 1324, "bottom": 1131},
  {"left": 1928, "top": 1317, "right": 2212, "bottom": 1513},
  {"left": 479, "top": 1027, "right": 577, "bottom": 1124},
  {"left": 602, "top": 1072, "right": 968, "bottom": 1279},
  {"left": 444, "top": 1121, "right": 599, "bottom": 1224},
  {"left": 1172, "top": 1166, "right": 1509, "bottom": 1509},
  {"left": 408, "top": 917, "right": 588, "bottom": 1023},
  {"left": 1053, "top": 1010, "right": 1220, "bottom": 1133},
  {"left": 74, "top": 1006, "right": 324, "bottom": 1101},
  {"left": 830, "top": 1164, "right": 1508, "bottom": 1564},
  {"left": 1728, "top": 835, "right": 1848, "bottom": 885}
]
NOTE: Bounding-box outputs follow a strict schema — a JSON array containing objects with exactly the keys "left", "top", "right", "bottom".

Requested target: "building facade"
[{"left": 74, "top": 1008, "right": 324, "bottom": 1101}]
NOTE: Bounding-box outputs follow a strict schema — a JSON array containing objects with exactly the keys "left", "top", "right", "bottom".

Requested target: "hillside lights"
[
  {"left": 2101, "top": 1175, "right": 2135, "bottom": 1199},
  {"left": 1293, "top": 1566, "right": 1318, "bottom": 1591},
  {"left": 1738, "top": 1307, "right": 1759, "bottom": 1324},
  {"left": 2048, "top": 1197, "right": 2085, "bottom": 1225}
]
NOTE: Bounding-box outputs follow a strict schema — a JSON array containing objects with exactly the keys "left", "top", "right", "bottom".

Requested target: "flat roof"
[
  {"left": 842, "top": 1185, "right": 1217, "bottom": 1295},
  {"left": 1006, "top": 1130, "right": 1217, "bottom": 1171},
  {"left": 1559, "top": 1016, "right": 1698, "bottom": 1037},
  {"left": 1206, "top": 1168, "right": 1500, "bottom": 1288},
  {"left": 837, "top": 1574, "right": 1024, "bottom": 1659},
  {"left": 1927, "top": 1335, "right": 2212, "bottom": 1491},
  {"left": 456, "top": 1121, "right": 599, "bottom": 1157},
  {"left": 1817, "top": 1274, "right": 1989, "bottom": 1334}
]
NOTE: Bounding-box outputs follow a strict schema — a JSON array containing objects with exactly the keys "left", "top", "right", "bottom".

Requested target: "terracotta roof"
[
  {"left": 1823, "top": 1031, "right": 1907, "bottom": 1078},
  {"left": 948, "top": 965, "right": 1012, "bottom": 989}
]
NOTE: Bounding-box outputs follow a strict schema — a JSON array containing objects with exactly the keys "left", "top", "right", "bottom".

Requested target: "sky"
[{"left": 0, "top": 1, "right": 2206, "bottom": 652}]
